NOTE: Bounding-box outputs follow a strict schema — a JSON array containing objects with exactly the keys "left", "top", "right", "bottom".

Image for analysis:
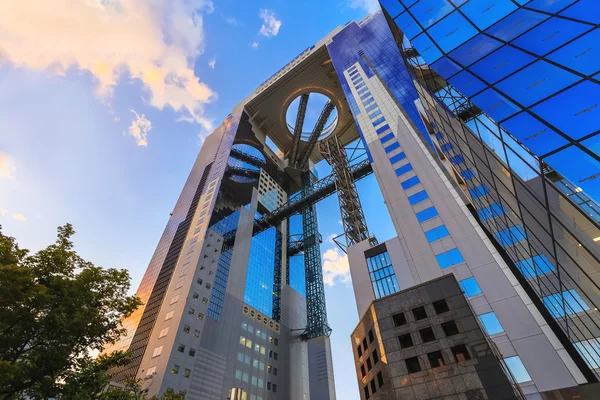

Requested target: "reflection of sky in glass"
[
  {"left": 226, "top": 143, "right": 265, "bottom": 183},
  {"left": 504, "top": 356, "right": 532, "bottom": 383},
  {"left": 244, "top": 227, "right": 277, "bottom": 318}
]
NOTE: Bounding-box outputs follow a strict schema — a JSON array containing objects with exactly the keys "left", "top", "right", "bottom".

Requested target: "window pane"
[
  {"left": 459, "top": 277, "right": 482, "bottom": 297},
  {"left": 479, "top": 312, "right": 504, "bottom": 335},
  {"left": 504, "top": 356, "right": 532, "bottom": 383}
]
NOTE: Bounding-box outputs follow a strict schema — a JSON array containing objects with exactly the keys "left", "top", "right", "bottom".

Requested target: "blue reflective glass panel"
[
  {"left": 390, "top": 152, "right": 406, "bottom": 164},
  {"left": 449, "top": 34, "right": 503, "bottom": 67},
  {"left": 515, "top": 254, "right": 555, "bottom": 279},
  {"left": 380, "top": 133, "right": 395, "bottom": 143},
  {"left": 363, "top": 97, "right": 375, "bottom": 106},
  {"left": 369, "top": 109, "right": 382, "bottom": 119},
  {"left": 376, "top": 124, "right": 390, "bottom": 134},
  {"left": 478, "top": 202, "right": 508, "bottom": 221},
  {"left": 543, "top": 289, "right": 590, "bottom": 318},
  {"left": 366, "top": 251, "right": 400, "bottom": 299},
  {"left": 470, "top": 184, "right": 490, "bottom": 199},
  {"left": 385, "top": 142, "right": 401, "bottom": 153},
  {"left": 544, "top": 145, "right": 600, "bottom": 202},
  {"left": 547, "top": 29, "right": 600, "bottom": 75},
  {"left": 440, "top": 143, "right": 454, "bottom": 152},
  {"left": 500, "top": 112, "right": 568, "bottom": 156},
  {"left": 527, "top": 0, "right": 577, "bottom": 13},
  {"left": 410, "top": 0, "right": 454, "bottom": 29},
  {"left": 461, "top": 169, "right": 476, "bottom": 180},
  {"left": 412, "top": 33, "right": 443, "bottom": 63},
  {"left": 513, "top": 17, "right": 591, "bottom": 56},
  {"left": 496, "top": 226, "right": 527, "bottom": 246},
  {"left": 365, "top": 103, "right": 378, "bottom": 113},
  {"left": 428, "top": 11, "right": 478, "bottom": 54},
  {"left": 561, "top": 0, "right": 600, "bottom": 24},
  {"left": 395, "top": 163, "right": 414, "bottom": 176},
  {"left": 448, "top": 71, "right": 486, "bottom": 97},
  {"left": 408, "top": 190, "right": 428, "bottom": 205},
  {"left": 402, "top": 176, "right": 421, "bottom": 190},
  {"left": 461, "top": 0, "right": 517, "bottom": 30},
  {"left": 479, "top": 312, "right": 504, "bottom": 335},
  {"left": 496, "top": 61, "right": 580, "bottom": 107},
  {"left": 395, "top": 11, "right": 422, "bottom": 40},
  {"left": 574, "top": 338, "right": 600, "bottom": 369},
  {"left": 486, "top": 8, "right": 549, "bottom": 42},
  {"left": 472, "top": 89, "right": 520, "bottom": 121},
  {"left": 532, "top": 81, "right": 600, "bottom": 140},
  {"left": 459, "top": 277, "right": 482, "bottom": 297},
  {"left": 424, "top": 225, "right": 450, "bottom": 242},
  {"left": 436, "top": 248, "right": 464, "bottom": 269},
  {"left": 449, "top": 154, "right": 465, "bottom": 165},
  {"left": 416, "top": 206, "right": 439, "bottom": 222},
  {"left": 430, "top": 56, "right": 462, "bottom": 80},
  {"left": 470, "top": 45, "right": 535, "bottom": 84},
  {"left": 504, "top": 357, "right": 532, "bottom": 383},
  {"left": 372, "top": 117, "right": 386, "bottom": 126}
]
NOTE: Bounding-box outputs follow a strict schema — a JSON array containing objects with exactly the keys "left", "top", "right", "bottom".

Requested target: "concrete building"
[
  {"left": 101, "top": 5, "right": 600, "bottom": 399},
  {"left": 352, "top": 274, "right": 520, "bottom": 400}
]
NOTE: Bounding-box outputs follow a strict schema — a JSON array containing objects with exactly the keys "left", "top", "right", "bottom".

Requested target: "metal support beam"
[
  {"left": 296, "top": 101, "right": 335, "bottom": 168},
  {"left": 319, "top": 135, "right": 370, "bottom": 246},
  {"left": 221, "top": 159, "right": 373, "bottom": 251},
  {"left": 230, "top": 147, "right": 266, "bottom": 168},
  {"left": 289, "top": 93, "right": 309, "bottom": 164},
  {"left": 301, "top": 172, "right": 331, "bottom": 339}
]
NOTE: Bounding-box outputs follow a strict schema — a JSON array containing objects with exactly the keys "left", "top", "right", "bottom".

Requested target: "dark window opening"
[
  {"left": 412, "top": 306, "right": 427, "bottom": 320},
  {"left": 451, "top": 344, "right": 471, "bottom": 362},
  {"left": 364, "top": 385, "right": 370, "bottom": 399},
  {"left": 406, "top": 356, "right": 422, "bottom": 373},
  {"left": 428, "top": 351, "right": 445, "bottom": 368},
  {"left": 393, "top": 312, "right": 407, "bottom": 326},
  {"left": 368, "top": 329, "right": 375, "bottom": 344},
  {"left": 399, "top": 333, "right": 414, "bottom": 349},
  {"left": 419, "top": 327, "right": 436, "bottom": 343},
  {"left": 363, "top": 338, "right": 368, "bottom": 351},
  {"left": 442, "top": 321, "right": 459, "bottom": 337},
  {"left": 373, "top": 348, "right": 379, "bottom": 364},
  {"left": 357, "top": 345, "right": 363, "bottom": 358},
  {"left": 360, "top": 364, "right": 366, "bottom": 378},
  {"left": 377, "top": 371, "right": 383, "bottom": 387},
  {"left": 370, "top": 379, "right": 377, "bottom": 394},
  {"left": 366, "top": 357, "right": 372, "bottom": 371},
  {"left": 433, "top": 299, "right": 449, "bottom": 314}
]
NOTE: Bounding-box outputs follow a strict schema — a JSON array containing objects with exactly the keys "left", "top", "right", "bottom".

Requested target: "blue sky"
[{"left": 0, "top": 0, "right": 386, "bottom": 398}]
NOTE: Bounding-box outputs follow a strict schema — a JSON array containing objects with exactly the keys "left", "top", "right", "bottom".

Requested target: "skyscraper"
[
  {"left": 342, "top": 2, "right": 599, "bottom": 399},
  {"left": 102, "top": 5, "right": 600, "bottom": 400}
]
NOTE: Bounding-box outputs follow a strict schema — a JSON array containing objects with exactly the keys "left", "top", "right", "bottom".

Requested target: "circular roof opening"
[
  {"left": 285, "top": 92, "right": 338, "bottom": 142},
  {"left": 226, "top": 143, "right": 266, "bottom": 183}
]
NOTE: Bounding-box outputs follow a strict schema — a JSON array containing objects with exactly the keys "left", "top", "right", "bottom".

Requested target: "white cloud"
[
  {"left": 322, "top": 248, "right": 351, "bottom": 287},
  {"left": 347, "top": 0, "right": 380, "bottom": 13},
  {"left": 127, "top": 110, "right": 151, "bottom": 147},
  {"left": 250, "top": 41, "right": 260, "bottom": 49},
  {"left": 208, "top": 56, "right": 216, "bottom": 69},
  {"left": 224, "top": 16, "right": 238, "bottom": 26},
  {"left": 0, "top": 152, "right": 16, "bottom": 179},
  {"left": 258, "top": 9, "right": 282, "bottom": 37},
  {"left": 12, "top": 213, "right": 27, "bottom": 222},
  {"left": 0, "top": 0, "right": 217, "bottom": 132},
  {"left": 0, "top": 209, "right": 7, "bottom": 217},
  {"left": 325, "top": 233, "right": 337, "bottom": 244}
]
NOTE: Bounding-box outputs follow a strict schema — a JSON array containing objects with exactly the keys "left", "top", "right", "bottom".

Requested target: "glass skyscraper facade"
[
  {"left": 378, "top": 0, "right": 600, "bottom": 386},
  {"left": 103, "top": 6, "right": 600, "bottom": 399}
]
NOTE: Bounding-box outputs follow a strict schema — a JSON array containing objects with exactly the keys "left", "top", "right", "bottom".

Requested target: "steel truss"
[
  {"left": 301, "top": 172, "right": 331, "bottom": 339},
  {"left": 296, "top": 101, "right": 335, "bottom": 168},
  {"left": 319, "top": 135, "right": 370, "bottom": 246}
]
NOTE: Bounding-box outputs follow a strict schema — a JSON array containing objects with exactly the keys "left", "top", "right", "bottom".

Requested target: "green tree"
[{"left": 0, "top": 224, "right": 142, "bottom": 399}]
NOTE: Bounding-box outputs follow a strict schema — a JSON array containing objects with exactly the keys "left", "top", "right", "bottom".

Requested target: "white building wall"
[{"left": 344, "top": 62, "right": 586, "bottom": 396}]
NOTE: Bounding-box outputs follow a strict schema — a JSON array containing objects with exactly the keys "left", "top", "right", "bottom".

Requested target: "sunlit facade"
[{"left": 341, "top": 7, "right": 600, "bottom": 400}]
